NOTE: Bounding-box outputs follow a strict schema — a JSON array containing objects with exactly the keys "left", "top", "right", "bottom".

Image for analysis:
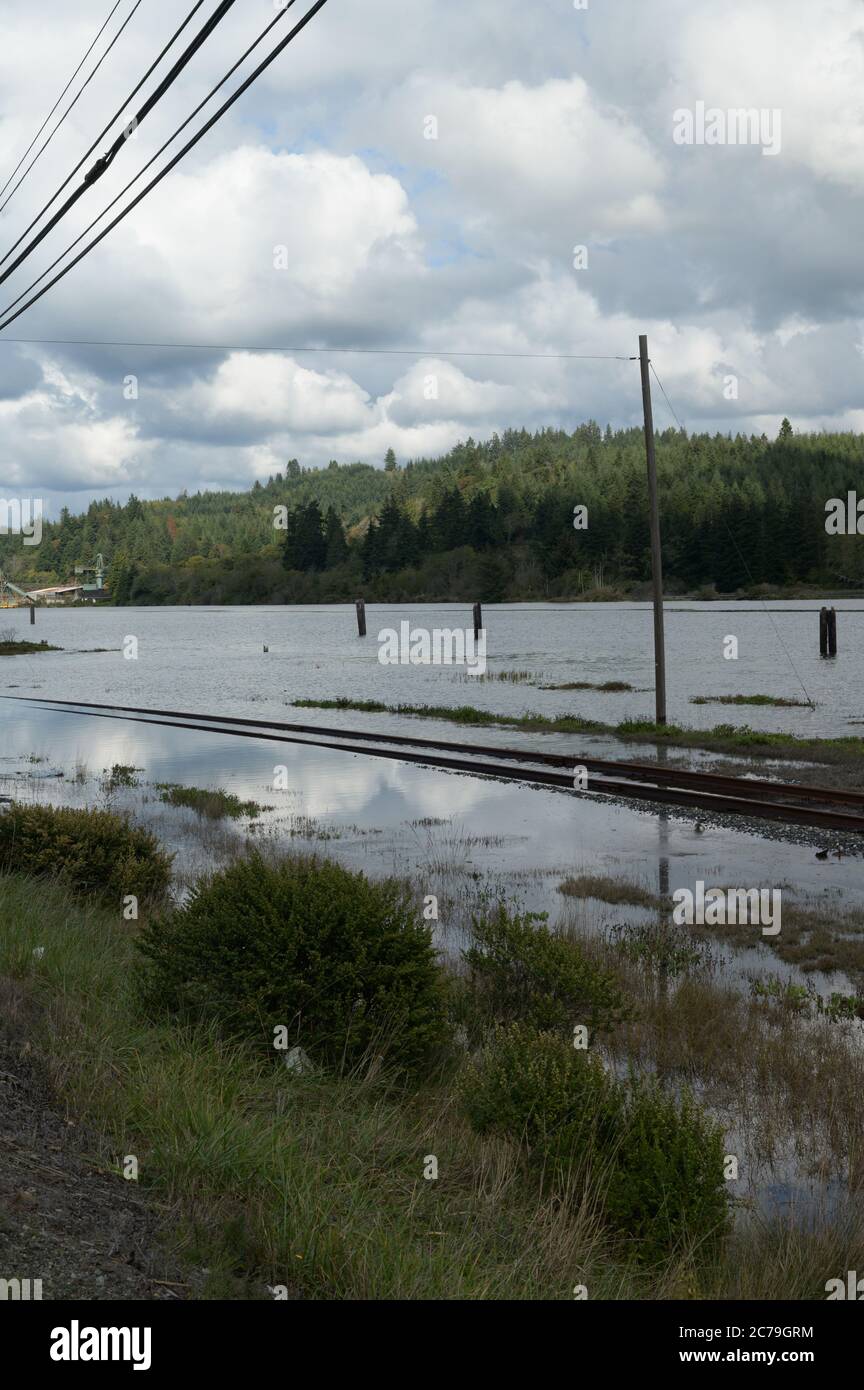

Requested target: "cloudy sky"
[{"left": 0, "top": 0, "right": 862, "bottom": 516}]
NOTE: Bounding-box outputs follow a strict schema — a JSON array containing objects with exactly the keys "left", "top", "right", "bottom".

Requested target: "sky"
[{"left": 0, "top": 0, "right": 863, "bottom": 517}]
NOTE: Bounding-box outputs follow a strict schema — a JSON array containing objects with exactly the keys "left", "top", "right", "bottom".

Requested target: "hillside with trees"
[{"left": 2, "top": 421, "right": 863, "bottom": 604}]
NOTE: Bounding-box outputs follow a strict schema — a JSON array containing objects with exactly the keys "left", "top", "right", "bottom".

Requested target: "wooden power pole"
[{"left": 638, "top": 335, "right": 667, "bottom": 725}]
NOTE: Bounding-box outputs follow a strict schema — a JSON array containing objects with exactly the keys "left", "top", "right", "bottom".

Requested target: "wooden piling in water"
[
  {"left": 29, "top": 603, "right": 34, "bottom": 625},
  {"left": 355, "top": 599, "right": 367, "bottom": 637},
  {"left": 828, "top": 606, "right": 837, "bottom": 657},
  {"left": 820, "top": 606, "right": 838, "bottom": 657},
  {"left": 473, "top": 602, "right": 483, "bottom": 641}
]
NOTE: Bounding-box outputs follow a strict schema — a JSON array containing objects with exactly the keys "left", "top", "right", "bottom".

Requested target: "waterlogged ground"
[
  {"left": 2, "top": 611, "right": 864, "bottom": 1240},
  {"left": 4, "top": 699, "right": 862, "bottom": 968},
  {"left": 0, "top": 600, "right": 863, "bottom": 736}
]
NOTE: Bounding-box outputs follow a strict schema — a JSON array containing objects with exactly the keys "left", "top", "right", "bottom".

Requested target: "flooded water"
[
  {"left": 3, "top": 696, "right": 862, "bottom": 950},
  {"left": 2, "top": 600, "right": 863, "bottom": 928},
  {"left": 0, "top": 599, "right": 862, "bottom": 736},
  {"left": 2, "top": 603, "right": 863, "bottom": 1229}
]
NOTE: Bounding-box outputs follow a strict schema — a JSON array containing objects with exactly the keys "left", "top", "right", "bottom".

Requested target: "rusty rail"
[{"left": 7, "top": 695, "right": 864, "bottom": 834}]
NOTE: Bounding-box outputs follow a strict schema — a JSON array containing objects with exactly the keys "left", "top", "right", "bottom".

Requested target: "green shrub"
[
  {"left": 459, "top": 1023, "right": 619, "bottom": 1170},
  {"left": 463, "top": 905, "right": 627, "bottom": 1040},
  {"left": 0, "top": 801, "right": 172, "bottom": 908},
  {"left": 135, "top": 852, "right": 448, "bottom": 1076},
  {"left": 460, "top": 1026, "right": 728, "bottom": 1263},
  {"left": 605, "top": 1077, "right": 729, "bottom": 1265}
]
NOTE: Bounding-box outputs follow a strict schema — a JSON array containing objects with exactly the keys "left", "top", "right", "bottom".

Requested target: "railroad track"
[{"left": 8, "top": 695, "right": 864, "bottom": 834}]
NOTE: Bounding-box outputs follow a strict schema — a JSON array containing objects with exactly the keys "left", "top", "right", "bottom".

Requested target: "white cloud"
[
  {"left": 361, "top": 75, "right": 666, "bottom": 246},
  {"left": 166, "top": 354, "right": 374, "bottom": 436},
  {"left": 0, "top": 0, "right": 862, "bottom": 509},
  {"left": 671, "top": 0, "right": 864, "bottom": 190}
]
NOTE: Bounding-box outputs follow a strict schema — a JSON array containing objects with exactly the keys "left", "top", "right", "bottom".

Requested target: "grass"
[
  {"left": 558, "top": 875, "right": 667, "bottom": 910},
  {"left": 2, "top": 861, "right": 864, "bottom": 1297},
  {"left": 292, "top": 698, "right": 864, "bottom": 767},
  {"left": 103, "top": 763, "right": 142, "bottom": 789},
  {"left": 541, "top": 680, "right": 634, "bottom": 692},
  {"left": 567, "top": 918, "right": 864, "bottom": 1184},
  {"left": 0, "top": 638, "right": 60, "bottom": 655},
  {"left": 691, "top": 694, "right": 814, "bottom": 709},
  {"left": 458, "top": 669, "right": 533, "bottom": 684},
  {"left": 0, "top": 871, "right": 621, "bottom": 1299},
  {"left": 723, "top": 900, "right": 864, "bottom": 989},
  {"left": 157, "top": 785, "right": 265, "bottom": 820}
]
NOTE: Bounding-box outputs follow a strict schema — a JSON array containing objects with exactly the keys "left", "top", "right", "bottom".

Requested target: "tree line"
[{"left": 2, "top": 420, "right": 863, "bottom": 603}]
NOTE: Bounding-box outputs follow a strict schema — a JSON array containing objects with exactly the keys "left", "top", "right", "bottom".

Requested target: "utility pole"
[{"left": 638, "top": 334, "right": 667, "bottom": 725}]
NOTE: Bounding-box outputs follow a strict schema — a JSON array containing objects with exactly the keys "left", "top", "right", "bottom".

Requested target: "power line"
[
  {"left": 0, "top": 0, "right": 127, "bottom": 204},
  {"left": 0, "top": 0, "right": 387, "bottom": 339},
  {"left": 0, "top": 0, "right": 241, "bottom": 290},
  {"left": 0, "top": 335, "right": 633, "bottom": 362},
  {"left": 0, "top": 0, "right": 304, "bottom": 326},
  {"left": 0, "top": 0, "right": 143, "bottom": 216},
  {"left": 0, "top": 0, "right": 209, "bottom": 275},
  {"left": 649, "top": 362, "right": 685, "bottom": 432}
]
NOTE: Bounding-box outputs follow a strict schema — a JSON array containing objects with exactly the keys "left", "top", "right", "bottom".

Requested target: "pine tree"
[{"left": 323, "top": 506, "right": 348, "bottom": 567}]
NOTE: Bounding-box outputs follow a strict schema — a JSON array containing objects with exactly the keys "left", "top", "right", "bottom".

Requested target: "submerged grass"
[
  {"left": 0, "top": 639, "right": 61, "bottom": 655},
  {"left": 157, "top": 785, "right": 265, "bottom": 820},
  {"left": 540, "top": 680, "right": 633, "bottom": 692},
  {"left": 691, "top": 694, "right": 814, "bottom": 709},
  {"left": 568, "top": 919, "right": 864, "bottom": 1185},
  {"left": 292, "top": 698, "right": 864, "bottom": 766},
  {"left": 558, "top": 875, "right": 667, "bottom": 910}
]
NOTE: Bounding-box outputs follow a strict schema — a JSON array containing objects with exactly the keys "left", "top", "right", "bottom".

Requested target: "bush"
[
  {"left": 460, "top": 1026, "right": 728, "bottom": 1263},
  {"left": 604, "top": 1077, "right": 728, "bottom": 1264},
  {"left": 135, "top": 852, "right": 448, "bottom": 1076},
  {"left": 0, "top": 802, "right": 172, "bottom": 908},
  {"left": 459, "top": 1023, "right": 619, "bottom": 1171},
  {"left": 463, "top": 905, "right": 627, "bottom": 1040}
]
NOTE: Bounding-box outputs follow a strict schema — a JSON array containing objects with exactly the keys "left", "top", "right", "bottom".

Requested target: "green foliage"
[
  {"left": 0, "top": 639, "right": 60, "bottom": 655},
  {"left": 103, "top": 763, "right": 141, "bottom": 789},
  {"left": 135, "top": 853, "right": 449, "bottom": 1075},
  {"left": 7, "top": 421, "right": 859, "bottom": 602},
  {"left": 607, "top": 921, "right": 709, "bottom": 980},
  {"left": 463, "top": 904, "right": 627, "bottom": 1039},
  {"left": 0, "top": 801, "right": 172, "bottom": 907},
  {"left": 459, "top": 1023, "right": 619, "bottom": 1168},
  {"left": 460, "top": 1026, "right": 728, "bottom": 1263},
  {"left": 604, "top": 1077, "right": 729, "bottom": 1265},
  {"left": 282, "top": 498, "right": 328, "bottom": 571}
]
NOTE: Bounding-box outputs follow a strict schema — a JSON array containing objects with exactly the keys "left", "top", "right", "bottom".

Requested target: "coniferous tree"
[{"left": 323, "top": 506, "right": 349, "bottom": 568}]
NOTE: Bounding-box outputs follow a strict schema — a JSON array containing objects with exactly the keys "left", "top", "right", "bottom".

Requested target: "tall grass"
[
  {"left": 3, "top": 869, "right": 863, "bottom": 1299},
  {"left": 0, "top": 874, "right": 612, "bottom": 1298}
]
